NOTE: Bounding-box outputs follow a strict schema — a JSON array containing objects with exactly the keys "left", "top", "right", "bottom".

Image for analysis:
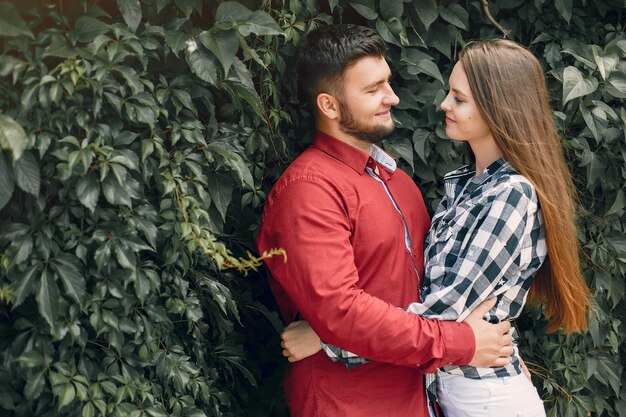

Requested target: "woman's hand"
[{"left": 280, "top": 320, "right": 322, "bottom": 362}]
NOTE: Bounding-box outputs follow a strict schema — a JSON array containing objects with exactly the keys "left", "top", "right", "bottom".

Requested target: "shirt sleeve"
[
  {"left": 257, "top": 178, "right": 475, "bottom": 370},
  {"left": 320, "top": 181, "right": 538, "bottom": 370}
]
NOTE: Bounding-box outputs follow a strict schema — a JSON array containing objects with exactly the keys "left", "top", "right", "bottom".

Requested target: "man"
[{"left": 256, "top": 24, "right": 513, "bottom": 417}]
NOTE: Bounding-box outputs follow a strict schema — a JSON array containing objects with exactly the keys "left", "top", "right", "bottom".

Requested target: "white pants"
[{"left": 437, "top": 372, "right": 546, "bottom": 417}]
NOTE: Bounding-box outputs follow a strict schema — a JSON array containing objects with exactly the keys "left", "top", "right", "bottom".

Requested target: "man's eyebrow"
[{"left": 362, "top": 75, "right": 392, "bottom": 90}]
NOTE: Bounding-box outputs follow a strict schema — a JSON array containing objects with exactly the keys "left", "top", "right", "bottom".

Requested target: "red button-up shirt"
[{"left": 257, "top": 132, "right": 475, "bottom": 417}]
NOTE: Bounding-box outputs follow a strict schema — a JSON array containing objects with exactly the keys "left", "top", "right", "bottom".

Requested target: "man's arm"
[{"left": 258, "top": 179, "right": 509, "bottom": 370}]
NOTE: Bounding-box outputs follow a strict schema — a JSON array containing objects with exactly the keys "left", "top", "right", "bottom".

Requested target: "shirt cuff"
[{"left": 440, "top": 321, "right": 475, "bottom": 366}]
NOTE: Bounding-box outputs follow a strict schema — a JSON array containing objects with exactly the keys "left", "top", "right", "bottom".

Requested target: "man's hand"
[
  {"left": 463, "top": 298, "right": 514, "bottom": 368},
  {"left": 281, "top": 320, "right": 323, "bottom": 362}
]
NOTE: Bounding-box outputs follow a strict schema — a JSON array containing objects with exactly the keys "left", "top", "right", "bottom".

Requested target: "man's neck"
[{"left": 317, "top": 125, "right": 372, "bottom": 154}]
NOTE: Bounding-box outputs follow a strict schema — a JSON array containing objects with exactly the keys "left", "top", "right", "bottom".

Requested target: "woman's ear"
[{"left": 316, "top": 93, "right": 340, "bottom": 120}]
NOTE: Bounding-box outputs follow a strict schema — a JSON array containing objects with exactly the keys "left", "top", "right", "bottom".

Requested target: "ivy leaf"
[
  {"left": 185, "top": 43, "right": 218, "bottom": 85},
  {"left": 554, "top": 0, "right": 573, "bottom": 23},
  {"left": 238, "top": 11, "right": 284, "bottom": 37},
  {"left": 591, "top": 46, "right": 618, "bottom": 81},
  {"left": 215, "top": 1, "right": 253, "bottom": 23},
  {"left": 384, "top": 138, "right": 414, "bottom": 170},
  {"left": 14, "top": 151, "right": 40, "bottom": 195},
  {"left": 50, "top": 254, "right": 86, "bottom": 305},
  {"left": 0, "top": 2, "right": 34, "bottom": 38},
  {"left": 606, "top": 72, "right": 626, "bottom": 99},
  {"left": 37, "top": 269, "right": 59, "bottom": 330},
  {"left": 406, "top": 59, "right": 443, "bottom": 84},
  {"left": 199, "top": 30, "right": 239, "bottom": 76},
  {"left": 76, "top": 172, "right": 100, "bottom": 212},
  {"left": 605, "top": 190, "right": 625, "bottom": 217},
  {"left": 0, "top": 152, "right": 15, "bottom": 210},
  {"left": 349, "top": 0, "right": 378, "bottom": 20},
  {"left": 579, "top": 102, "right": 607, "bottom": 141},
  {"left": 102, "top": 176, "right": 132, "bottom": 207},
  {"left": 207, "top": 174, "right": 233, "bottom": 222},
  {"left": 414, "top": 0, "right": 438, "bottom": 30},
  {"left": 438, "top": 4, "right": 468, "bottom": 30},
  {"left": 375, "top": 20, "right": 400, "bottom": 47},
  {"left": 24, "top": 371, "right": 46, "bottom": 400},
  {"left": 0, "top": 114, "right": 28, "bottom": 161},
  {"left": 562, "top": 66, "right": 598, "bottom": 104},
  {"left": 379, "top": 0, "right": 404, "bottom": 19},
  {"left": 13, "top": 264, "right": 40, "bottom": 308},
  {"left": 164, "top": 30, "right": 189, "bottom": 56},
  {"left": 117, "top": 0, "right": 141, "bottom": 32},
  {"left": 412, "top": 129, "right": 431, "bottom": 163},
  {"left": 73, "top": 16, "right": 111, "bottom": 43}
]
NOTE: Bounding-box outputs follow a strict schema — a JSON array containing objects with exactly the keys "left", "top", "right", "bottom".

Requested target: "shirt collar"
[{"left": 311, "top": 131, "right": 397, "bottom": 175}]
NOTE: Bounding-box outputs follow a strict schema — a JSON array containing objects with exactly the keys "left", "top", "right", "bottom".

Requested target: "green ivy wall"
[{"left": 0, "top": 1, "right": 624, "bottom": 416}]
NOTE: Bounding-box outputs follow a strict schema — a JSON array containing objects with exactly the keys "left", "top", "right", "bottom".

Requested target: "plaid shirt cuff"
[{"left": 321, "top": 341, "right": 371, "bottom": 370}]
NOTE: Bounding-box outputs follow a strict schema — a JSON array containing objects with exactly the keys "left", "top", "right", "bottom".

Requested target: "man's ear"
[{"left": 316, "top": 93, "right": 340, "bottom": 120}]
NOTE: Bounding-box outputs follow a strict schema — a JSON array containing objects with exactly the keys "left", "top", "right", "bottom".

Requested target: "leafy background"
[{"left": 0, "top": 0, "right": 624, "bottom": 416}]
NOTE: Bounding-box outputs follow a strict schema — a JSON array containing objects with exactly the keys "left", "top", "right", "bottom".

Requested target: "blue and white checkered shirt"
[{"left": 322, "top": 158, "right": 547, "bottom": 382}]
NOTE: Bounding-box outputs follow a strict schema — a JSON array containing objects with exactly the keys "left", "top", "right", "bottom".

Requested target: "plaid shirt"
[{"left": 322, "top": 158, "right": 547, "bottom": 381}]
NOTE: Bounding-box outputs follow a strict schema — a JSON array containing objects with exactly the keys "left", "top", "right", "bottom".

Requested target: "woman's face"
[{"left": 440, "top": 62, "right": 492, "bottom": 144}]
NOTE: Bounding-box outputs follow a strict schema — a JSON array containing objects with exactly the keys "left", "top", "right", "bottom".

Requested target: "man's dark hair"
[{"left": 296, "top": 24, "right": 386, "bottom": 110}]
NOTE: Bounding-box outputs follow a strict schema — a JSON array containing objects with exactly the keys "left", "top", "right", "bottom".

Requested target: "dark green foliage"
[{"left": 0, "top": 1, "right": 623, "bottom": 416}]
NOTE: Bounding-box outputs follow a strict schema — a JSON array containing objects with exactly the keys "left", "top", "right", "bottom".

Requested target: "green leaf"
[
  {"left": 73, "top": 16, "right": 111, "bottom": 43},
  {"left": 14, "top": 151, "right": 40, "bottom": 195},
  {"left": 0, "top": 152, "right": 15, "bottom": 211},
  {"left": 102, "top": 176, "right": 132, "bottom": 206},
  {"left": 17, "top": 351, "right": 45, "bottom": 368},
  {"left": 579, "top": 102, "right": 607, "bottom": 141},
  {"left": 562, "top": 66, "right": 598, "bottom": 104},
  {"left": 414, "top": 0, "right": 438, "bottom": 30},
  {"left": 223, "top": 80, "right": 264, "bottom": 120},
  {"left": 407, "top": 59, "right": 443, "bottom": 84},
  {"left": 554, "top": 0, "right": 573, "bottom": 23},
  {"left": 13, "top": 264, "right": 40, "bottom": 307},
  {"left": 0, "top": 2, "right": 34, "bottom": 38},
  {"left": 215, "top": 1, "right": 253, "bottom": 23},
  {"left": 239, "top": 11, "right": 284, "bottom": 37},
  {"left": 412, "top": 129, "right": 431, "bottom": 163},
  {"left": 117, "top": 0, "right": 141, "bottom": 32},
  {"left": 58, "top": 382, "right": 76, "bottom": 409},
  {"left": 102, "top": 309, "right": 120, "bottom": 330},
  {"left": 186, "top": 44, "right": 218, "bottom": 85},
  {"left": 50, "top": 254, "right": 86, "bottom": 305},
  {"left": 605, "top": 190, "right": 625, "bottom": 217},
  {"left": 24, "top": 371, "right": 46, "bottom": 400},
  {"left": 165, "top": 30, "right": 190, "bottom": 55},
  {"left": 379, "top": 0, "right": 404, "bottom": 19},
  {"left": 199, "top": 30, "right": 239, "bottom": 75},
  {"left": 349, "top": 0, "right": 378, "bottom": 20},
  {"left": 76, "top": 172, "right": 100, "bottom": 212},
  {"left": 606, "top": 72, "right": 626, "bottom": 99},
  {"left": 145, "top": 405, "right": 168, "bottom": 417},
  {"left": 375, "top": 20, "right": 400, "bottom": 47},
  {"left": 134, "top": 270, "right": 150, "bottom": 304},
  {"left": 384, "top": 138, "right": 413, "bottom": 170},
  {"left": 0, "top": 114, "right": 28, "bottom": 161},
  {"left": 37, "top": 269, "right": 59, "bottom": 330},
  {"left": 438, "top": 4, "right": 468, "bottom": 30},
  {"left": 206, "top": 142, "right": 254, "bottom": 188},
  {"left": 207, "top": 174, "right": 233, "bottom": 222},
  {"left": 82, "top": 402, "right": 95, "bottom": 417},
  {"left": 592, "top": 46, "right": 618, "bottom": 81}
]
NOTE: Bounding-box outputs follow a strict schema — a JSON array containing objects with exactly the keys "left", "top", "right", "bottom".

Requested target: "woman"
[{"left": 279, "top": 39, "right": 590, "bottom": 417}]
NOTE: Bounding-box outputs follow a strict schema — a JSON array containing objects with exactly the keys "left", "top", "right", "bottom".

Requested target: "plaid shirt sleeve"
[{"left": 321, "top": 180, "right": 539, "bottom": 369}]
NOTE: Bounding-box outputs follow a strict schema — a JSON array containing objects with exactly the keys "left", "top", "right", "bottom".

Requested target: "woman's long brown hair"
[{"left": 459, "top": 40, "right": 590, "bottom": 333}]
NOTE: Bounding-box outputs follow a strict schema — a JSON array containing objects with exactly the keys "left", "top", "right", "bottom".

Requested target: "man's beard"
[{"left": 338, "top": 100, "right": 395, "bottom": 143}]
